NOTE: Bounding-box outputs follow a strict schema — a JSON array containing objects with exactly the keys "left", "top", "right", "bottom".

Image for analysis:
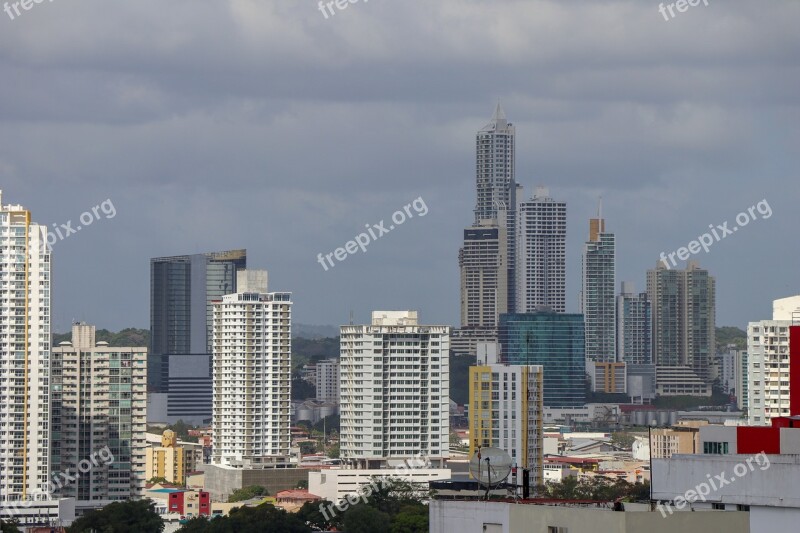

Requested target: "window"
[
  {"left": 703, "top": 442, "right": 729, "bottom": 454},
  {"left": 712, "top": 503, "right": 725, "bottom": 510}
]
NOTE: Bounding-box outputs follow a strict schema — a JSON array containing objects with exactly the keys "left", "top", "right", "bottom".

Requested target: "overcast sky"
[{"left": 1, "top": 0, "right": 798, "bottom": 333}]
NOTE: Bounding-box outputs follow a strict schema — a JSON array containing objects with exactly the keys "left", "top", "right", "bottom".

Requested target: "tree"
[
  {"left": 390, "top": 504, "right": 428, "bottom": 533},
  {"left": 536, "top": 476, "right": 650, "bottom": 502},
  {"left": 148, "top": 476, "right": 170, "bottom": 484},
  {"left": 343, "top": 504, "right": 391, "bottom": 533},
  {"left": 0, "top": 519, "right": 22, "bottom": 533},
  {"left": 297, "top": 499, "right": 341, "bottom": 531},
  {"left": 610, "top": 432, "right": 636, "bottom": 450},
  {"left": 299, "top": 441, "right": 317, "bottom": 455},
  {"left": 326, "top": 443, "right": 340, "bottom": 458},
  {"left": 67, "top": 500, "right": 163, "bottom": 533},
  {"left": 313, "top": 414, "right": 340, "bottom": 435},
  {"left": 292, "top": 374, "right": 316, "bottom": 400},
  {"left": 177, "top": 503, "right": 310, "bottom": 532},
  {"left": 228, "top": 485, "right": 269, "bottom": 503}
]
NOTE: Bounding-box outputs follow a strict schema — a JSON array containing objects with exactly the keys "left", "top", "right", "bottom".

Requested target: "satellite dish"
[{"left": 469, "top": 447, "right": 513, "bottom": 490}]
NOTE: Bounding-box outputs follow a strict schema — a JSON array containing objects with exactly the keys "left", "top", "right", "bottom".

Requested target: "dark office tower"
[
  {"left": 499, "top": 312, "right": 586, "bottom": 407},
  {"left": 149, "top": 250, "right": 246, "bottom": 421}
]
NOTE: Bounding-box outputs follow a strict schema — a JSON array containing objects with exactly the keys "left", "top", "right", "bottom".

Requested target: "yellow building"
[
  {"left": 146, "top": 430, "right": 186, "bottom": 485},
  {"left": 469, "top": 360, "right": 544, "bottom": 488}
]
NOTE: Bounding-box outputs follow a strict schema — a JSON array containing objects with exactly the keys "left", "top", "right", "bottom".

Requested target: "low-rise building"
[
  {"left": 146, "top": 430, "right": 186, "bottom": 485},
  {"left": 309, "top": 465, "right": 451, "bottom": 503},
  {"left": 429, "top": 500, "right": 748, "bottom": 533}
]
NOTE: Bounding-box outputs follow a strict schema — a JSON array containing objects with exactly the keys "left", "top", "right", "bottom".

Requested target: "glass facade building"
[
  {"left": 499, "top": 312, "right": 586, "bottom": 407},
  {"left": 149, "top": 249, "right": 246, "bottom": 393}
]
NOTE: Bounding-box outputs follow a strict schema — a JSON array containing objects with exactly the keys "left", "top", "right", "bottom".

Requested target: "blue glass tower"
[{"left": 499, "top": 312, "right": 586, "bottom": 407}]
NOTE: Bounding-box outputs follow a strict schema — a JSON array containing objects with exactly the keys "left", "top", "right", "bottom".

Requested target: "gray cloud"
[{"left": 0, "top": 0, "right": 798, "bottom": 332}]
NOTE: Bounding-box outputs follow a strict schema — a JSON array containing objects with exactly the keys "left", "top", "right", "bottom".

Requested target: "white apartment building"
[
  {"left": 747, "top": 320, "right": 792, "bottom": 425},
  {"left": 516, "top": 186, "right": 567, "bottom": 313},
  {"left": 339, "top": 311, "right": 450, "bottom": 468},
  {"left": 211, "top": 270, "right": 292, "bottom": 468},
  {"left": 51, "top": 323, "right": 148, "bottom": 500},
  {"left": 746, "top": 295, "right": 800, "bottom": 425},
  {"left": 316, "top": 358, "right": 340, "bottom": 404},
  {"left": 0, "top": 191, "right": 52, "bottom": 508}
]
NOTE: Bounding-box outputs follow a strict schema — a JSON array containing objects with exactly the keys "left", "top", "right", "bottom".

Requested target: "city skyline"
[{"left": 2, "top": 1, "right": 796, "bottom": 334}]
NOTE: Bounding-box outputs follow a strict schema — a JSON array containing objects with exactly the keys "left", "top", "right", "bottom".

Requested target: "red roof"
[{"left": 276, "top": 489, "right": 322, "bottom": 502}]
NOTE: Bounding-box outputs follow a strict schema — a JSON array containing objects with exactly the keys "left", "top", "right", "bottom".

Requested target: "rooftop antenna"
[
  {"left": 470, "top": 447, "right": 513, "bottom": 501},
  {"left": 349, "top": 310, "right": 354, "bottom": 325}
]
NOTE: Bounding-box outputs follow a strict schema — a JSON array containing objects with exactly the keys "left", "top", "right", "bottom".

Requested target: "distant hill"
[
  {"left": 717, "top": 326, "right": 746, "bottom": 352},
  {"left": 294, "top": 324, "right": 339, "bottom": 339},
  {"left": 53, "top": 328, "right": 150, "bottom": 347}
]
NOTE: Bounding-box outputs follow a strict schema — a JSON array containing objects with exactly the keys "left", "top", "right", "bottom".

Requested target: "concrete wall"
[
  {"left": 202, "top": 465, "right": 311, "bottom": 502},
  {"left": 429, "top": 500, "right": 749, "bottom": 533},
  {"left": 653, "top": 454, "right": 798, "bottom": 508},
  {"left": 699, "top": 425, "right": 737, "bottom": 452},
  {"left": 750, "top": 507, "right": 800, "bottom": 533}
]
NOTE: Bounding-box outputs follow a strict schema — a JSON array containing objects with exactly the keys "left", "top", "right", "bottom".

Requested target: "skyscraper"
[
  {"left": 0, "top": 191, "right": 51, "bottom": 505},
  {"left": 647, "top": 261, "right": 715, "bottom": 384},
  {"left": 499, "top": 312, "right": 585, "bottom": 407},
  {"left": 516, "top": 187, "right": 567, "bottom": 313},
  {"left": 580, "top": 210, "right": 616, "bottom": 362},
  {"left": 339, "top": 311, "right": 450, "bottom": 468},
  {"left": 51, "top": 323, "right": 148, "bottom": 500},
  {"left": 149, "top": 249, "right": 246, "bottom": 423},
  {"left": 211, "top": 270, "right": 292, "bottom": 467},
  {"left": 456, "top": 104, "right": 519, "bottom": 356},
  {"left": 616, "top": 281, "right": 652, "bottom": 365},
  {"left": 475, "top": 103, "right": 515, "bottom": 225}
]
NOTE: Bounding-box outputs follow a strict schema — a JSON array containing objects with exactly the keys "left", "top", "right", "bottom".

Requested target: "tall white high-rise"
[
  {"left": 211, "top": 270, "right": 292, "bottom": 467},
  {"left": 581, "top": 212, "right": 616, "bottom": 362},
  {"left": 0, "top": 191, "right": 51, "bottom": 505},
  {"left": 516, "top": 187, "right": 567, "bottom": 313},
  {"left": 340, "top": 311, "right": 450, "bottom": 468}
]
